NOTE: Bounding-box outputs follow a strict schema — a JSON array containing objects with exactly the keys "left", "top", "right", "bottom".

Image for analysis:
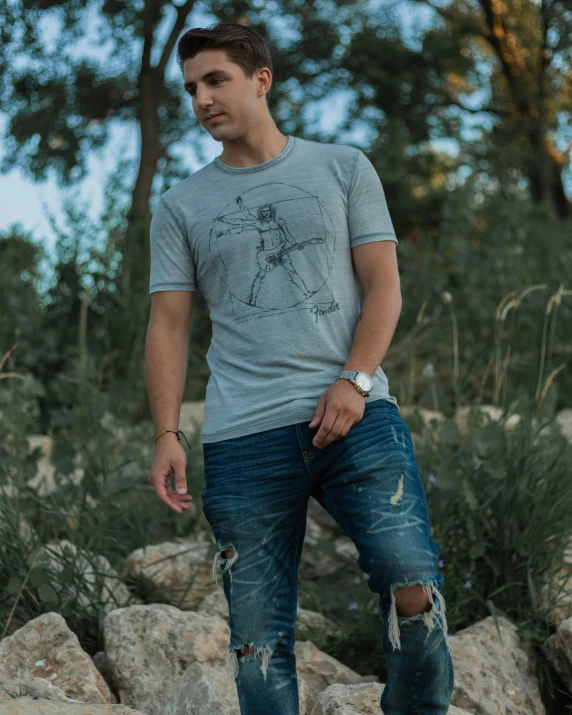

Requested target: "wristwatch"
[{"left": 337, "top": 370, "right": 373, "bottom": 396}]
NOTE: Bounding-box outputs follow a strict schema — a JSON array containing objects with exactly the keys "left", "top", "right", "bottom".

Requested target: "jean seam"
[
  {"left": 295, "top": 424, "right": 319, "bottom": 489},
  {"left": 319, "top": 485, "right": 351, "bottom": 536}
]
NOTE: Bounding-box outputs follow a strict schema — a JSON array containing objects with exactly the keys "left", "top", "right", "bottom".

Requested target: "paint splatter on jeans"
[{"left": 201, "top": 398, "right": 454, "bottom": 714}]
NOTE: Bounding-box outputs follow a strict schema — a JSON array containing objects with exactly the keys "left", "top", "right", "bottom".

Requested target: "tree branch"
[{"left": 158, "top": 0, "right": 196, "bottom": 77}]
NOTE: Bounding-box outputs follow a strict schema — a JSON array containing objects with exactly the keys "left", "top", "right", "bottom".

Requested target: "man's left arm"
[
  {"left": 309, "top": 149, "right": 401, "bottom": 448},
  {"left": 309, "top": 241, "right": 401, "bottom": 448}
]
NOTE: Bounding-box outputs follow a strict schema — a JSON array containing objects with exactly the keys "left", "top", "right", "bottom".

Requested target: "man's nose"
[{"left": 195, "top": 87, "right": 213, "bottom": 111}]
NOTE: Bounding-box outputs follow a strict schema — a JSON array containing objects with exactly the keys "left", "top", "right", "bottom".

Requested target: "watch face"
[{"left": 356, "top": 372, "right": 373, "bottom": 391}]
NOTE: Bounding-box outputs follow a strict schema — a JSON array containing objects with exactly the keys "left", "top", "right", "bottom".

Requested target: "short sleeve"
[
  {"left": 149, "top": 196, "right": 197, "bottom": 294},
  {"left": 347, "top": 150, "right": 398, "bottom": 248}
]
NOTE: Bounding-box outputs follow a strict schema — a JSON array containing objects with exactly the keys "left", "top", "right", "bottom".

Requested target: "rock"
[
  {"left": 310, "top": 681, "right": 473, "bottom": 714},
  {"left": 44, "top": 540, "right": 135, "bottom": 616},
  {"left": 0, "top": 513, "right": 35, "bottom": 548},
  {"left": 0, "top": 612, "right": 116, "bottom": 704},
  {"left": 294, "top": 640, "right": 370, "bottom": 712},
  {"left": 333, "top": 536, "right": 359, "bottom": 563},
  {"left": 92, "top": 651, "right": 118, "bottom": 699},
  {"left": 399, "top": 405, "right": 445, "bottom": 429},
  {"left": 179, "top": 401, "right": 205, "bottom": 440},
  {"left": 162, "top": 661, "right": 239, "bottom": 715},
  {"left": 0, "top": 676, "right": 75, "bottom": 702},
  {"left": 455, "top": 405, "right": 525, "bottom": 437},
  {"left": 162, "top": 660, "right": 311, "bottom": 715},
  {"left": 299, "top": 532, "right": 357, "bottom": 580},
  {"left": 296, "top": 607, "right": 342, "bottom": 638},
  {"left": 300, "top": 545, "right": 340, "bottom": 579},
  {"left": 449, "top": 615, "right": 545, "bottom": 714},
  {"left": 538, "top": 536, "right": 572, "bottom": 627},
  {"left": 196, "top": 587, "right": 230, "bottom": 620},
  {"left": 25, "top": 437, "right": 90, "bottom": 499},
  {"left": 555, "top": 408, "right": 572, "bottom": 444},
  {"left": 543, "top": 615, "right": 572, "bottom": 695},
  {"left": 0, "top": 701, "right": 145, "bottom": 714},
  {"left": 0, "top": 485, "right": 19, "bottom": 500},
  {"left": 304, "top": 515, "right": 324, "bottom": 546},
  {"left": 123, "top": 533, "right": 217, "bottom": 609},
  {"left": 25, "top": 436, "right": 57, "bottom": 497},
  {"left": 103, "top": 603, "right": 229, "bottom": 715}
]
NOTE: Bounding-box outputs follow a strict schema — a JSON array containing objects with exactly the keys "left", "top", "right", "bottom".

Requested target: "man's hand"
[
  {"left": 308, "top": 379, "right": 366, "bottom": 448},
  {"left": 148, "top": 435, "right": 193, "bottom": 514}
]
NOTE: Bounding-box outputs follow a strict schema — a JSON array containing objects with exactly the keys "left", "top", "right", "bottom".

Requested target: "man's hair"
[{"left": 177, "top": 22, "right": 273, "bottom": 102}]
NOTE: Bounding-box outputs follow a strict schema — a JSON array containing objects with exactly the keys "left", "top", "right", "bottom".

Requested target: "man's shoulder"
[{"left": 293, "top": 136, "right": 360, "bottom": 165}]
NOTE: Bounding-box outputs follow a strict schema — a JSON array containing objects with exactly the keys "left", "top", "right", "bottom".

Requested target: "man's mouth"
[{"left": 206, "top": 113, "right": 224, "bottom": 123}]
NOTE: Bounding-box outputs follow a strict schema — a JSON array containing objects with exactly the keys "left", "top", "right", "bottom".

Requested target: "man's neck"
[{"left": 218, "top": 124, "right": 288, "bottom": 169}]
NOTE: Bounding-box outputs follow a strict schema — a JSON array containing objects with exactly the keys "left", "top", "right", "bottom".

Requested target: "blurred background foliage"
[
  {"left": 0, "top": 0, "right": 571, "bottom": 710},
  {"left": 0, "top": 0, "right": 570, "bottom": 422}
]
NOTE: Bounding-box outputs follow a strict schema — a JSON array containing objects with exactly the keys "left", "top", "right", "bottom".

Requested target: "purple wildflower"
[
  {"left": 354, "top": 576, "right": 361, "bottom": 584},
  {"left": 438, "top": 560, "right": 444, "bottom": 568},
  {"left": 428, "top": 473, "right": 436, "bottom": 482},
  {"left": 348, "top": 602, "right": 359, "bottom": 610}
]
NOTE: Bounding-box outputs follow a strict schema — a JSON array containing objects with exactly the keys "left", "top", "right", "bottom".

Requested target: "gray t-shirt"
[{"left": 149, "top": 135, "right": 399, "bottom": 443}]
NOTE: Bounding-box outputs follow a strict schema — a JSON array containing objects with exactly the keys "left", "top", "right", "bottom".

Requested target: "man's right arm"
[
  {"left": 145, "top": 290, "right": 195, "bottom": 513},
  {"left": 147, "top": 195, "right": 197, "bottom": 513},
  {"left": 146, "top": 290, "right": 194, "bottom": 438}
]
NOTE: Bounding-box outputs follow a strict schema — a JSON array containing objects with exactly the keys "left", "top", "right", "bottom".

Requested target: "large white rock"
[
  {"left": 0, "top": 676, "right": 75, "bottom": 702},
  {"left": 0, "top": 701, "right": 145, "bottom": 715},
  {"left": 161, "top": 661, "right": 310, "bottom": 715},
  {"left": 294, "top": 640, "right": 371, "bottom": 712},
  {"left": 454, "top": 405, "right": 523, "bottom": 437},
  {"left": 448, "top": 615, "right": 545, "bottom": 714},
  {"left": 555, "top": 408, "right": 572, "bottom": 444},
  {"left": 543, "top": 614, "right": 572, "bottom": 695},
  {"left": 123, "top": 532, "right": 217, "bottom": 609},
  {"left": 0, "top": 612, "right": 115, "bottom": 704},
  {"left": 310, "top": 681, "right": 473, "bottom": 714},
  {"left": 103, "top": 603, "right": 229, "bottom": 715},
  {"left": 178, "top": 401, "right": 205, "bottom": 439},
  {"left": 44, "top": 540, "right": 134, "bottom": 616}
]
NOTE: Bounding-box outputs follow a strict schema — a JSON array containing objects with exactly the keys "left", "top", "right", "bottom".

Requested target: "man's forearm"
[
  {"left": 343, "top": 286, "right": 402, "bottom": 376},
  {"left": 145, "top": 321, "right": 189, "bottom": 435}
]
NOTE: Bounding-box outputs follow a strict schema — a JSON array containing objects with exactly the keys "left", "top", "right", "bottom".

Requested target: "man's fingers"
[
  {"left": 153, "top": 473, "right": 182, "bottom": 512},
  {"left": 150, "top": 472, "right": 191, "bottom": 513},
  {"left": 174, "top": 459, "right": 187, "bottom": 495},
  {"left": 313, "top": 411, "right": 345, "bottom": 448},
  {"left": 166, "top": 484, "right": 193, "bottom": 505}
]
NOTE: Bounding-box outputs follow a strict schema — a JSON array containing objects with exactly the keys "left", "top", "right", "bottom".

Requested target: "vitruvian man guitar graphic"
[{"left": 214, "top": 196, "right": 326, "bottom": 307}]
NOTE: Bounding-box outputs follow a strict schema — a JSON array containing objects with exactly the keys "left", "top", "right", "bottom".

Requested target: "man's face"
[{"left": 183, "top": 49, "right": 263, "bottom": 140}]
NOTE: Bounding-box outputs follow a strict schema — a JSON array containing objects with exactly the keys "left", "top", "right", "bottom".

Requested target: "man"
[{"left": 146, "top": 21, "right": 453, "bottom": 715}]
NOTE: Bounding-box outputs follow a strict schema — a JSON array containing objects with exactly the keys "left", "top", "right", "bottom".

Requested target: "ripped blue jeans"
[{"left": 201, "top": 398, "right": 454, "bottom": 714}]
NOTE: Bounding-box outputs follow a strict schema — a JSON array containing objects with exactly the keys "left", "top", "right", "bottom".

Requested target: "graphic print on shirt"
[{"left": 209, "top": 182, "right": 337, "bottom": 322}]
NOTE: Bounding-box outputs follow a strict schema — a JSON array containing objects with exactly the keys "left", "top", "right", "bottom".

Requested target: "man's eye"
[{"left": 187, "top": 79, "right": 224, "bottom": 97}]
